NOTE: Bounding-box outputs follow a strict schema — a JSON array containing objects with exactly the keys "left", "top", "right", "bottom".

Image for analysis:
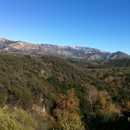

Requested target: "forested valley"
[{"left": 0, "top": 53, "right": 130, "bottom": 130}]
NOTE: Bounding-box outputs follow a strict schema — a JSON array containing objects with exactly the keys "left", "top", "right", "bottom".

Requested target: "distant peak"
[
  {"left": 116, "top": 51, "right": 123, "bottom": 53},
  {"left": 0, "top": 38, "right": 13, "bottom": 42},
  {"left": 0, "top": 38, "right": 8, "bottom": 41}
]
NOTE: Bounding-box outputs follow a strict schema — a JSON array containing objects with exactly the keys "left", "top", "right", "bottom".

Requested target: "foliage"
[
  {"left": 53, "top": 89, "right": 85, "bottom": 130},
  {"left": 0, "top": 53, "right": 130, "bottom": 129},
  {"left": 0, "top": 108, "right": 37, "bottom": 130},
  {"left": 0, "top": 88, "right": 7, "bottom": 107}
]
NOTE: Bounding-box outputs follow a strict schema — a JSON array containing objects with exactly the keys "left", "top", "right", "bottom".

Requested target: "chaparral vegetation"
[{"left": 0, "top": 53, "right": 130, "bottom": 130}]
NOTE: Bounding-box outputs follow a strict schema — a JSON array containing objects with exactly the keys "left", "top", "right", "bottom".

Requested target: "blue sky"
[{"left": 0, "top": 0, "right": 130, "bottom": 54}]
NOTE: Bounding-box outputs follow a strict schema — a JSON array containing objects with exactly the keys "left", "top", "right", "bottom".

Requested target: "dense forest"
[{"left": 0, "top": 53, "right": 130, "bottom": 130}]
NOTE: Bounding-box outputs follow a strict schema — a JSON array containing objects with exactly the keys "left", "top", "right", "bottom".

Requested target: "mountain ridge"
[{"left": 0, "top": 38, "right": 129, "bottom": 61}]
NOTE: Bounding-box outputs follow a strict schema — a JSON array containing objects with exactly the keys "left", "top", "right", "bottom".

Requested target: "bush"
[{"left": 0, "top": 108, "right": 37, "bottom": 130}]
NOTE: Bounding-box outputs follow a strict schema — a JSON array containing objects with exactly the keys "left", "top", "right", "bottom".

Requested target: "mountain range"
[{"left": 0, "top": 38, "right": 129, "bottom": 61}]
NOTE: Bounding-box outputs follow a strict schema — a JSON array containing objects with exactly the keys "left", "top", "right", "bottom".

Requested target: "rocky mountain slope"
[{"left": 0, "top": 38, "right": 130, "bottom": 61}]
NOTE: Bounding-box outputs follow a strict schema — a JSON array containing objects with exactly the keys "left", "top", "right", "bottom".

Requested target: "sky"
[{"left": 0, "top": 0, "right": 130, "bottom": 54}]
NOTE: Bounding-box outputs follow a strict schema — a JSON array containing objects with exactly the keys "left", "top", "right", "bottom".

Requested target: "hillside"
[{"left": 0, "top": 53, "right": 130, "bottom": 129}]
